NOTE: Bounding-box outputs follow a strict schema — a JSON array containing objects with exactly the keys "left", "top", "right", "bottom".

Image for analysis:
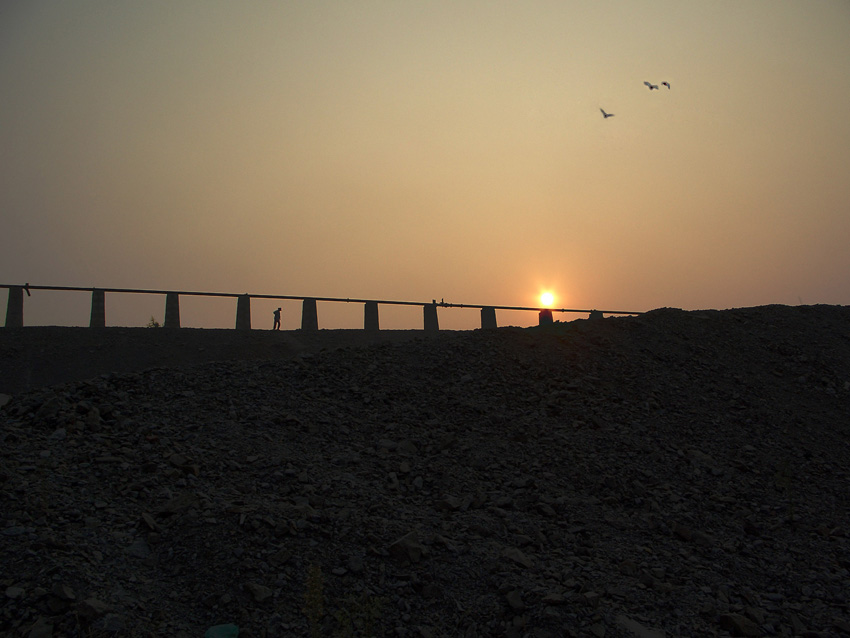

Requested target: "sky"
[{"left": 2, "top": 1, "right": 849, "bottom": 330}]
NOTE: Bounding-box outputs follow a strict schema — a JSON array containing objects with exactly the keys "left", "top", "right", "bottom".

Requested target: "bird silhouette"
[
  {"left": 662, "top": 81, "right": 671, "bottom": 89},
  {"left": 600, "top": 108, "right": 614, "bottom": 119},
  {"left": 644, "top": 81, "right": 659, "bottom": 90}
]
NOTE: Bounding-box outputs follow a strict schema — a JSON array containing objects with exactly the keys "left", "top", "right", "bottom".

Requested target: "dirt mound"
[
  {"left": 0, "top": 327, "right": 438, "bottom": 395},
  {"left": 1, "top": 305, "right": 849, "bottom": 637}
]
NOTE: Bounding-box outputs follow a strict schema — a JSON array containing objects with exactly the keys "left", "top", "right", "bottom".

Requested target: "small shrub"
[
  {"left": 304, "top": 563, "right": 324, "bottom": 638},
  {"left": 332, "top": 591, "right": 386, "bottom": 637},
  {"left": 302, "top": 562, "right": 386, "bottom": 637},
  {"left": 146, "top": 316, "right": 161, "bottom": 328}
]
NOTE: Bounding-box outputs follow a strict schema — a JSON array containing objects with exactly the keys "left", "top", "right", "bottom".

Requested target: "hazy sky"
[{"left": 2, "top": 1, "right": 849, "bottom": 329}]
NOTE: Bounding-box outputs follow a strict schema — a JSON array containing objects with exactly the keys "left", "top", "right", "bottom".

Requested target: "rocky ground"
[
  {"left": 1, "top": 305, "right": 849, "bottom": 638},
  {"left": 0, "top": 326, "right": 438, "bottom": 395}
]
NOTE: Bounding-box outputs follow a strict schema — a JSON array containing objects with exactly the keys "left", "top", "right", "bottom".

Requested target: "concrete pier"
[
  {"left": 364, "top": 301, "right": 379, "bottom": 331},
  {"left": 236, "top": 294, "right": 251, "bottom": 330},
  {"left": 164, "top": 293, "right": 181, "bottom": 328},
  {"left": 538, "top": 308, "right": 553, "bottom": 326},
  {"left": 4, "top": 286, "right": 23, "bottom": 328},
  {"left": 480, "top": 306, "right": 497, "bottom": 329},
  {"left": 90, "top": 289, "right": 106, "bottom": 328},
  {"left": 423, "top": 303, "right": 439, "bottom": 331},
  {"left": 301, "top": 298, "right": 318, "bottom": 331}
]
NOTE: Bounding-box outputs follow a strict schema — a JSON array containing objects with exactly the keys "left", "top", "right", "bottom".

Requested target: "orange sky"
[{"left": 2, "top": 2, "right": 849, "bottom": 329}]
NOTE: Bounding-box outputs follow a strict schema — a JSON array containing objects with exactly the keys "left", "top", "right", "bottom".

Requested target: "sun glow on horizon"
[{"left": 540, "top": 291, "right": 555, "bottom": 308}]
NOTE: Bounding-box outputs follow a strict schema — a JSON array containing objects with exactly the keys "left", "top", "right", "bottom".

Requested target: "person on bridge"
[{"left": 272, "top": 307, "right": 281, "bottom": 330}]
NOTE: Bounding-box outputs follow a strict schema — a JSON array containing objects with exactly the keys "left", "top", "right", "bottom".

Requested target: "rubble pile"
[{"left": 1, "top": 305, "right": 849, "bottom": 637}]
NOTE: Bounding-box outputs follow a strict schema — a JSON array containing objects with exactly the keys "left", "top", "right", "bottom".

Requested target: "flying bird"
[
  {"left": 644, "top": 81, "right": 659, "bottom": 90},
  {"left": 662, "top": 81, "right": 671, "bottom": 89},
  {"left": 600, "top": 108, "right": 614, "bottom": 119}
]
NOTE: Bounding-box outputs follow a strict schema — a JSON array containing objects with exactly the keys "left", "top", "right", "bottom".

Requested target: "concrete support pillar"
[
  {"left": 480, "top": 306, "right": 497, "bottom": 330},
  {"left": 90, "top": 289, "right": 105, "bottom": 328},
  {"left": 538, "top": 308, "right": 553, "bottom": 326},
  {"left": 236, "top": 294, "right": 251, "bottom": 330},
  {"left": 4, "top": 286, "right": 24, "bottom": 328},
  {"left": 164, "top": 293, "right": 181, "bottom": 328},
  {"left": 589, "top": 310, "right": 604, "bottom": 320},
  {"left": 423, "top": 303, "right": 439, "bottom": 331},
  {"left": 364, "top": 301, "right": 379, "bottom": 331},
  {"left": 301, "top": 298, "right": 318, "bottom": 331}
]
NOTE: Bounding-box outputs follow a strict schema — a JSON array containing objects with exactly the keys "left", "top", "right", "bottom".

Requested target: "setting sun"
[{"left": 540, "top": 292, "right": 555, "bottom": 308}]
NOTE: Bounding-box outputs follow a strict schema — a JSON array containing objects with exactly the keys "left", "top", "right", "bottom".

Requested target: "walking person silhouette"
[{"left": 273, "top": 307, "right": 281, "bottom": 330}]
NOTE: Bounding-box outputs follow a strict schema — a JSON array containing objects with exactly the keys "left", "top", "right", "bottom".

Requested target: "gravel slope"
[
  {"left": 1, "top": 305, "right": 849, "bottom": 637},
  {"left": 0, "top": 327, "right": 439, "bottom": 395}
]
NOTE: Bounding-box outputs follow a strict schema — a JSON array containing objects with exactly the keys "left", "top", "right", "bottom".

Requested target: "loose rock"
[{"left": 1, "top": 306, "right": 849, "bottom": 637}]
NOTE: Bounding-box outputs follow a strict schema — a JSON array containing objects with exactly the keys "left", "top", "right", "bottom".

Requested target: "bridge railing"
[{"left": 1, "top": 283, "right": 642, "bottom": 330}]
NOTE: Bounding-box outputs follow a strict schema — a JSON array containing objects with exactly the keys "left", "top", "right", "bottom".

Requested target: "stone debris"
[
  {"left": 1, "top": 304, "right": 850, "bottom": 636},
  {"left": 615, "top": 614, "right": 666, "bottom": 638},
  {"left": 76, "top": 597, "right": 111, "bottom": 621},
  {"left": 244, "top": 583, "right": 274, "bottom": 603},
  {"left": 717, "top": 613, "right": 762, "bottom": 636},
  {"left": 205, "top": 625, "right": 240, "bottom": 638},
  {"left": 388, "top": 530, "right": 428, "bottom": 564}
]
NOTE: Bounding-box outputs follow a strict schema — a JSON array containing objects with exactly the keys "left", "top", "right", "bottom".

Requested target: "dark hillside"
[
  {"left": 1, "top": 305, "right": 849, "bottom": 637},
  {"left": 0, "top": 327, "right": 438, "bottom": 395}
]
